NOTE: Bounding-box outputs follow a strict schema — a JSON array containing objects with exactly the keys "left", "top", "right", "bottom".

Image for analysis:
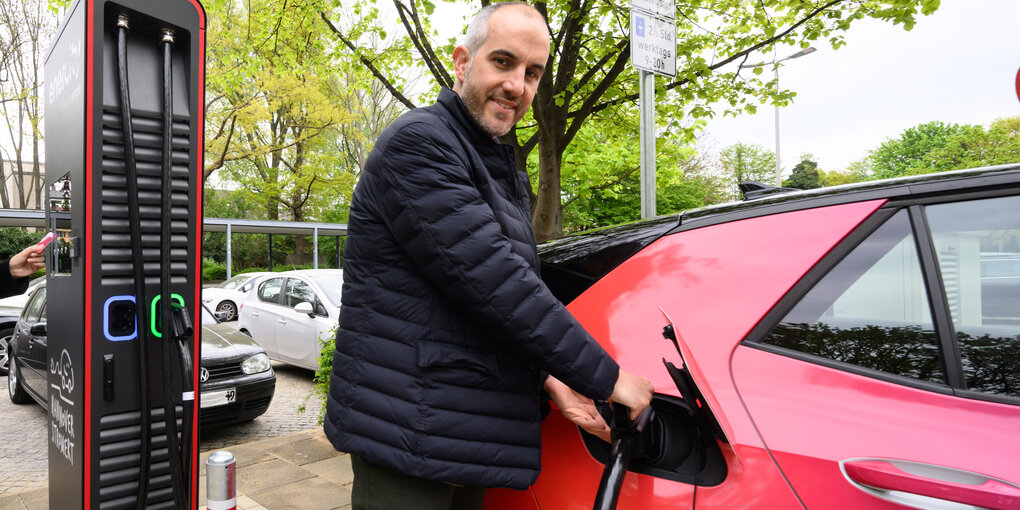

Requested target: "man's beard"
[{"left": 461, "top": 73, "right": 514, "bottom": 138}]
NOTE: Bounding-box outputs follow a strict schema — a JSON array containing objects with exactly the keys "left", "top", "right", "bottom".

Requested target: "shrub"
[{"left": 202, "top": 258, "right": 227, "bottom": 281}]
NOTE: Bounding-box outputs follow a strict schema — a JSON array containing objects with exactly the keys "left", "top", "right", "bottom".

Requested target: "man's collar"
[{"left": 437, "top": 87, "right": 501, "bottom": 145}]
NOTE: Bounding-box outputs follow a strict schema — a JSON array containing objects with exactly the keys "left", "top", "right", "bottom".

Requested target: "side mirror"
[
  {"left": 294, "top": 301, "right": 315, "bottom": 317},
  {"left": 30, "top": 322, "right": 47, "bottom": 336}
]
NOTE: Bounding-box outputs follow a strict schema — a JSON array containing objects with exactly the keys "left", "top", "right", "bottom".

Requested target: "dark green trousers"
[{"left": 350, "top": 454, "right": 486, "bottom": 510}]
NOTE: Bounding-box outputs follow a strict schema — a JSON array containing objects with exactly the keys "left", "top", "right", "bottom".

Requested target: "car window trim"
[
  {"left": 743, "top": 341, "right": 956, "bottom": 397},
  {"left": 742, "top": 187, "right": 1020, "bottom": 405},
  {"left": 909, "top": 204, "right": 965, "bottom": 389}
]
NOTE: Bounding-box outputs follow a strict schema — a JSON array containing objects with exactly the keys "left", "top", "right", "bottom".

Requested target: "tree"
[
  {"left": 819, "top": 168, "right": 863, "bottom": 187},
  {"left": 783, "top": 154, "right": 821, "bottom": 190},
  {"left": 869, "top": 121, "right": 975, "bottom": 178},
  {"left": 0, "top": 0, "right": 62, "bottom": 209},
  {"left": 922, "top": 116, "right": 1020, "bottom": 171},
  {"left": 204, "top": 0, "right": 369, "bottom": 263},
  {"left": 719, "top": 142, "right": 776, "bottom": 196},
  {"left": 867, "top": 117, "right": 1020, "bottom": 179},
  {"left": 556, "top": 114, "right": 722, "bottom": 230},
  {"left": 321, "top": 0, "right": 939, "bottom": 241}
]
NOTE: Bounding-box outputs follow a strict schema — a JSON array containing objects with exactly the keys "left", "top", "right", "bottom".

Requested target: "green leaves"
[{"left": 867, "top": 117, "right": 1020, "bottom": 179}]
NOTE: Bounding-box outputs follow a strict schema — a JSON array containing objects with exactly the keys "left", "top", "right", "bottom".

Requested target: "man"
[{"left": 324, "top": 3, "right": 653, "bottom": 509}]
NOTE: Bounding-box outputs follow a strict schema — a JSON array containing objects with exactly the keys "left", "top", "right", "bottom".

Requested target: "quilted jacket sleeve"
[
  {"left": 375, "top": 121, "right": 619, "bottom": 401},
  {"left": 0, "top": 259, "right": 28, "bottom": 300}
]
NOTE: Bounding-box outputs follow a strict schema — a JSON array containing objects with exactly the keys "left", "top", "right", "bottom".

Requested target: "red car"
[{"left": 485, "top": 164, "right": 1020, "bottom": 510}]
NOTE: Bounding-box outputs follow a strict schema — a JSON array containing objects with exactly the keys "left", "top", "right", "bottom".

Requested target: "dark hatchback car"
[{"left": 7, "top": 281, "right": 276, "bottom": 428}]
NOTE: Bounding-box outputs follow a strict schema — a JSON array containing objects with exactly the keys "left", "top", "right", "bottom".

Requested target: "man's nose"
[{"left": 503, "top": 68, "right": 525, "bottom": 97}]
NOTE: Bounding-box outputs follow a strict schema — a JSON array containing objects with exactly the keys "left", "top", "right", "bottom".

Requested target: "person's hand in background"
[{"left": 9, "top": 244, "right": 45, "bottom": 278}]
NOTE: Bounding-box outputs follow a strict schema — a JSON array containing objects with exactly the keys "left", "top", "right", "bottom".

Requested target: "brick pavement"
[
  {"left": 0, "top": 361, "right": 323, "bottom": 499},
  {"left": 0, "top": 383, "right": 48, "bottom": 496}
]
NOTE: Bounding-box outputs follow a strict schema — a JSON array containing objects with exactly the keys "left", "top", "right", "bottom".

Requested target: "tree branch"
[
  {"left": 393, "top": 0, "right": 453, "bottom": 88},
  {"left": 560, "top": 165, "right": 638, "bottom": 210},
  {"left": 561, "top": 42, "right": 631, "bottom": 148},
  {"left": 319, "top": 11, "right": 417, "bottom": 110},
  {"left": 577, "top": 0, "right": 844, "bottom": 118}
]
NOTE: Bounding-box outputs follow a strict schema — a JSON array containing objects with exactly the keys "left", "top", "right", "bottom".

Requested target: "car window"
[
  {"left": 309, "top": 274, "right": 342, "bottom": 307},
  {"left": 258, "top": 277, "right": 283, "bottom": 304},
  {"left": 764, "top": 210, "right": 945, "bottom": 383},
  {"left": 285, "top": 278, "right": 317, "bottom": 309},
  {"left": 216, "top": 274, "right": 250, "bottom": 290},
  {"left": 926, "top": 195, "right": 1020, "bottom": 398},
  {"left": 21, "top": 286, "right": 47, "bottom": 323}
]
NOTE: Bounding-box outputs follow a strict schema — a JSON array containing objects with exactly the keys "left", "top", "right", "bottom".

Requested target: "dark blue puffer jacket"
[{"left": 324, "top": 88, "right": 620, "bottom": 490}]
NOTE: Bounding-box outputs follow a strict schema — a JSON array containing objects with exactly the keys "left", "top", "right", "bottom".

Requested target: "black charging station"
[{"left": 43, "top": 0, "right": 204, "bottom": 507}]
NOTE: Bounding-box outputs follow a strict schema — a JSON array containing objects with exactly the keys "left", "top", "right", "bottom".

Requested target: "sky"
[{"left": 700, "top": 0, "right": 1020, "bottom": 174}]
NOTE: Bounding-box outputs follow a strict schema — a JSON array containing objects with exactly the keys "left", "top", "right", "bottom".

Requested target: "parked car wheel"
[
  {"left": 0, "top": 326, "right": 12, "bottom": 375},
  {"left": 8, "top": 356, "right": 30, "bottom": 405},
  {"left": 215, "top": 300, "right": 238, "bottom": 322}
]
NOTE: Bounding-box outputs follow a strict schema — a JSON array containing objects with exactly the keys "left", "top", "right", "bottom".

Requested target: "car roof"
[
  {"left": 677, "top": 163, "right": 1020, "bottom": 232},
  {"left": 539, "top": 163, "right": 1020, "bottom": 304},
  {"left": 277, "top": 269, "right": 342, "bottom": 277}
]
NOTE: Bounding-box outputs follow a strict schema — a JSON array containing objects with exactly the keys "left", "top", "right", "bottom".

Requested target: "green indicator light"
[{"left": 150, "top": 293, "right": 185, "bottom": 338}]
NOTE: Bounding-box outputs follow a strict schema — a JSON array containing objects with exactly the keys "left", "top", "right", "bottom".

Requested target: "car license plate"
[{"left": 201, "top": 388, "right": 236, "bottom": 408}]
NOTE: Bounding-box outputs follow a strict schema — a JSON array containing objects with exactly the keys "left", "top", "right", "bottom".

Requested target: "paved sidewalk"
[{"left": 0, "top": 429, "right": 353, "bottom": 510}]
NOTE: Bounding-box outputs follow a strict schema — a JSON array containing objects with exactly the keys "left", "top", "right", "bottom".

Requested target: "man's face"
[{"left": 453, "top": 7, "right": 549, "bottom": 138}]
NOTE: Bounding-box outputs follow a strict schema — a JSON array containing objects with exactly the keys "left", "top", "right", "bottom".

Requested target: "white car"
[
  {"left": 202, "top": 272, "right": 271, "bottom": 321},
  {"left": 237, "top": 269, "right": 342, "bottom": 370}
]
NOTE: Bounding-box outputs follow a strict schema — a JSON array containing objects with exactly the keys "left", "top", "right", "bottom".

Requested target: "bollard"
[{"left": 206, "top": 451, "right": 237, "bottom": 510}]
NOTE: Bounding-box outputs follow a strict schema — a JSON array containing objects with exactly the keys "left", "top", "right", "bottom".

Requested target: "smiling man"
[{"left": 324, "top": 3, "right": 653, "bottom": 510}]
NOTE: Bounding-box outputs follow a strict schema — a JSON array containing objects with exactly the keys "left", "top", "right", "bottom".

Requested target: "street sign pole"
[
  {"left": 630, "top": 4, "right": 675, "bottom": 219},
  {"left": 639, "top": 70, "right": 656, "bottom": 219}
]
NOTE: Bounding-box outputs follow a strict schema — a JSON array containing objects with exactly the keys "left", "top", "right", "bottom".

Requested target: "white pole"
[
  {"left": 639, "top": 70, "right": 656, "bottom": 218},
  {"left": 225, "top": 223, "right": 232, "bottom": 279},
  {"left": 774, "top": 67, "right": 782, "bottom": 187}
]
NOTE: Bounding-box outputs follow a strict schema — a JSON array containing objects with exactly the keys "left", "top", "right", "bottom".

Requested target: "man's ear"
[{"left": 452, "top": 45, "right": 471, "bottom": 84}]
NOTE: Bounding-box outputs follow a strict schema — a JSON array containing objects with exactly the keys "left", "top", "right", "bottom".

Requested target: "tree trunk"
[
  {"left": 532, "top": 134, "right": 563, "bottom": 243},
  {"left": 32, "top": 138, "right": 42, "bottom": 209}
]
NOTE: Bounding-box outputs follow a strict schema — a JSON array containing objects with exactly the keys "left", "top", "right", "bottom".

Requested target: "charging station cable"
[
  {"left": 159, "top": 27, "right": 189, "bottom": 510},
  {"left": 115, "top": 15, "right": 153, "bottom": 509}
]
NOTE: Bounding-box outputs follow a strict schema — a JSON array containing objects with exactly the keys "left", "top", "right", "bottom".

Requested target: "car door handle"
[
  {"left": 842, "top": 459, "right": 1020, "bottom": 510},
  {"left": 251, "top": 311, "right": 259, "bottom": 317},
  {"left": 277, "top": 319, "right": 286, "bottom": 324}
]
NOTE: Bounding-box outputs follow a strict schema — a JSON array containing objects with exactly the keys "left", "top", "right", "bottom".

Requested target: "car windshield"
[
  {"left": 310, "top": 274, "right": 342, "bottom": 306},
  {"left": 215, "top": 274, "right": 253, "bottom": 289}
]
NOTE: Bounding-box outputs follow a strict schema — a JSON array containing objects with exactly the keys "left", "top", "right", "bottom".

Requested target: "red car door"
[{"left": 733, "top": 196, "right": 1020, "bottom": 509}]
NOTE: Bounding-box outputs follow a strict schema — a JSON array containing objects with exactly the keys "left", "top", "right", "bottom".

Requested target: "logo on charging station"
[{"left": 49, "top": 349, "right": 76, "bottom": 465}]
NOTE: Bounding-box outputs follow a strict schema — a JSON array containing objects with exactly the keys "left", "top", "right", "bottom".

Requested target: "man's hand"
[
  {"left": 9, "top": 245, "right": 44, "bottom": 279},
  {"left": 544, "top": 375, "right": 611, "bottom": 442},
  {"left": 609, "top": 370, "right": 654, "bottom": 420}
]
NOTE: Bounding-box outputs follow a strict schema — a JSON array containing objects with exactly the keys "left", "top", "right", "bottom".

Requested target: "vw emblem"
[{"left": 200, "top": 367, "right": 209, "bottom": 383}]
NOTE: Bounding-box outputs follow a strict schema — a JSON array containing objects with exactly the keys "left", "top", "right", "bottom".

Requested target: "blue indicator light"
[{"left": 103, "top": 295, "right": 137, "bottom": 341}]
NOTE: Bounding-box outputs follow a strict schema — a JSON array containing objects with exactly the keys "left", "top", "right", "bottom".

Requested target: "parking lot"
[{"left": 0, "top": 361, "right": 322, "bottom": 498}]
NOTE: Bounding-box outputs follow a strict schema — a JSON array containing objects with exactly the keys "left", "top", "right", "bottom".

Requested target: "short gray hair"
[{"left": 461, "top": 2, "right": 543, "bottom": 53}]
